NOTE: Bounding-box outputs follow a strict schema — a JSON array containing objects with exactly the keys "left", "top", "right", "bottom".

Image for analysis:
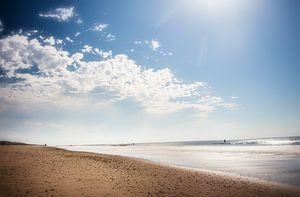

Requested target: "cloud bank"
[{"left": 0, "top": 34, "right": 236, "bottom": 114}]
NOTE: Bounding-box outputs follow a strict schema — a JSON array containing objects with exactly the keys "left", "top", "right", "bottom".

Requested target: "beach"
[{"left": 1, "top": 145, "right": 299, "bottom": 197}]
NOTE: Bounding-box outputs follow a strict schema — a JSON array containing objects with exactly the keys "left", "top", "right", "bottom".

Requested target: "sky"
[{"left": 0, "top": 0, "right": 299, "bottom": 145}]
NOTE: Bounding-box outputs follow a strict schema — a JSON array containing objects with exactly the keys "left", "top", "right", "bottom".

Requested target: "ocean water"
[{"left": 59, "top": 136, "right": 300, "bottom": 187}]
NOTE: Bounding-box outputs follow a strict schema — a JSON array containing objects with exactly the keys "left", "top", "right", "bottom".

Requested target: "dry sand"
[{"left": 0, "top": 145, "right": 299, "bottom": 197}]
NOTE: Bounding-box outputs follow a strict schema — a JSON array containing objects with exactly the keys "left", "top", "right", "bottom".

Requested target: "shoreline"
[
  {"left": 90, "top": 150, "right": 299, "bottom": 189},
  {"left": 60, "top": 144, "right": 300, "bottom": 187},
  {"left": 1, "top": 145, "right": 300, "bottom": 196}
]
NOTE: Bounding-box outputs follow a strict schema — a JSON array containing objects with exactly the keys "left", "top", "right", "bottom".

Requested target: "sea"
[{"left": 59, "top": 136, "right": 300, "bottom": 187}]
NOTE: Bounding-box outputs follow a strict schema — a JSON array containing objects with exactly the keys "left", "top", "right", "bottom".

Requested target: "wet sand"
[{"left": 0, "top": 145, "right": 299, "bottom": 196}]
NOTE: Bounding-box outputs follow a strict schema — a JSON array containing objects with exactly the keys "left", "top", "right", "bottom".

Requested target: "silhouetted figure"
[
  {"left": 223, "top": 139, "right": 226, "bottom": 144},
  {"left": 45, "top": 144, "right": 47, "bottom": 146},
  {"left": 133, "top": 142, "right": 135, "bottom": 146}
]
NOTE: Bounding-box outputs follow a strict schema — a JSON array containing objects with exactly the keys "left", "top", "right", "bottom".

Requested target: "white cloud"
[
  {"left": 134, "top": 41, "right": 142, "bottom": 45},
  {"left": 134, "top": 40, "right": 169, "bottom": 55},
  {"left": 44, "top": 36, "right": 56, "bottom": 45},
  {"left": 0, "top": 34, "right": 237, "bottom": 114},
  {"left": 65, "top": 36, "right": 73, "bottom": 43},
  {"left": 231, "top": 96, "right": 238, "bottom": 99},
  {"left": 74, "top": 32, "right": 81, "bottom": 37},
  {"left": 221, "top": 103, "right": 239, "bottom": 110},
  {"left": 0, "top": 20, "right": 3, "bottom": 33},
  {"left": 82, "top": 45, "right": 93, "bottom": 53},
  {"left": 90, "top": 23, "right": 115, "bottom": 42},
  {"left": 56, "top": 39, "right": 63, "bottom": 45},
  {"left": 75, "top": 18, "right": 83, "bottom": 24},
  {"left": 0, "top": 34, "right": 73, "bottom": 78},
  {"left": 91, "top": 23, "right": 109, "bottom": 32},
  {"left": 71, "top": 52, "right": 84, "bottom": 62},
  {"left": 106, "top": 34, "right": 116, "bottom": 41},
  {"left": 150, "top": 39, "right": 160, "bottom": 51},
  {"left": 39, "top": 7, "right": 75, "bottom": 22},
  {"left": 94, "top": 48, "right": 112, "bottom": 59}
]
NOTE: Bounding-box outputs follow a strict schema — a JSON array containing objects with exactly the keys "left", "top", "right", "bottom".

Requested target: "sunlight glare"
[{"left": 184, "top": 0, "right": 243, "bottom": 18}]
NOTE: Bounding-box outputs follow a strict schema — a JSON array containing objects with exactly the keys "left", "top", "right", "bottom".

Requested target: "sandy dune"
[{"left": 0, "top": 145, "right": 299, "bottom": 196}]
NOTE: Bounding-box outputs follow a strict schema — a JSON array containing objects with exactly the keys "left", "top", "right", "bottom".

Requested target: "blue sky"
[{"left": 0, "top": 0, "right": 299, "bottom": 144}]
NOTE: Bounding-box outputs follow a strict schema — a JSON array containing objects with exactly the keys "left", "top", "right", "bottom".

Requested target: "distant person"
[
  {"left": 133, "top": 142, "right": 135, "bottom": 146},
  {"left": 44, "top": 144, "right": 47, "bottom": 146},
  {"left": 223, "top": 139, "right": 226, "bottom": 144}
]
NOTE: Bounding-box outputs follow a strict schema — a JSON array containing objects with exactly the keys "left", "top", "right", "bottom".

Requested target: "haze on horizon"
[{"left": 0, "top": 0, "right": 299, "bottom": 145}]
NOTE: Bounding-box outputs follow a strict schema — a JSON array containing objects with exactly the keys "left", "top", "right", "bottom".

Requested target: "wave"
[
  {"left": 139, "top": 136, "right": 300, "bottom": 146},
  {"left": 228, "top": 137, "right": 300, "bottom": 146}
]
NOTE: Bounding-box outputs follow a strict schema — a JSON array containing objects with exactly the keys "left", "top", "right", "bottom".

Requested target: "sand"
[{"left": 0, "top": 145, "right": 299, "bottom": 197}]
